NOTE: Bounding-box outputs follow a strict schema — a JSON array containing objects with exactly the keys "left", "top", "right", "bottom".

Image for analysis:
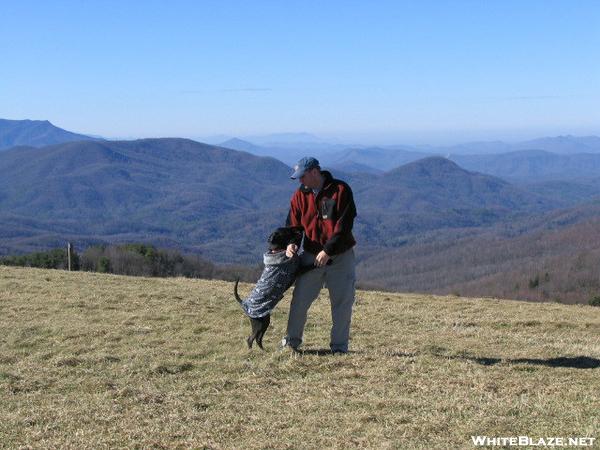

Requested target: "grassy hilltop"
[{"left": 1, "top": 266, "right": 599, "bottom": 449}]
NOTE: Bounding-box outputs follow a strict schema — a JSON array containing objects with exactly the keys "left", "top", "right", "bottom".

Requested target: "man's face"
[{"left": 299, "top": 167, "right": 321, "bottom": 189}]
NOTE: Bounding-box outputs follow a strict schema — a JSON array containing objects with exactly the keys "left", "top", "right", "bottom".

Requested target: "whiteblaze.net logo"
[{"left": 471, "top": 436, "right": 596, "bottom": 447}]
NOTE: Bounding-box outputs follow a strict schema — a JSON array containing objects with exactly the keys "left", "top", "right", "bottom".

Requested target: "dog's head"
[
  {"left": 247, "top": 315, "right": 271, "bottom": 349},
  {"left": 268, "top": 226, "right": 303, "bottom": 251}
]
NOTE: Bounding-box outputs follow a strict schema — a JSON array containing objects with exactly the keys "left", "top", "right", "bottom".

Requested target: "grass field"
[{"left": 1, "top": 265, "right": 599, "bottom": 449}]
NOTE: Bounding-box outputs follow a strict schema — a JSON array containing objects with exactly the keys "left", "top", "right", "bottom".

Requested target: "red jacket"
[{"left": 286, "top": 171, "right": 357, "bottom": 256}]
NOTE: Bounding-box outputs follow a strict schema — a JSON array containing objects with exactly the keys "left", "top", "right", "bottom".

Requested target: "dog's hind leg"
[
  {"left": 248, "top": 316, "right": 270, "bottom": 350},
  {"left": 255, "top": 316, "right": 270, "bottom": 350},
  {"left": 255, "top": 330, "right": 266, "bottom": 350}
]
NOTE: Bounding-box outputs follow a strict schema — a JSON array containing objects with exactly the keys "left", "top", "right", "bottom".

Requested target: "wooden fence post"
[{"left": 67, "top": 242, "right": 72, "bottom": 271}]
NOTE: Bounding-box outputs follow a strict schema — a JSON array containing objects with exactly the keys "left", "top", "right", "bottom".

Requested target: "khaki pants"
[{"left": 285, "top": 249, "right": 356, "bottom": 352}]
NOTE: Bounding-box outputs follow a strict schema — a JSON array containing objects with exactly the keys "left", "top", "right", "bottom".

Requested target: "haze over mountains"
[
  {"left": 433, "top": 135, "right": 600, "bottom": 155},
  {"left": 450, "top": 151, "right": 600, "bottom": 182},
  {"left": 2, "top": 118, "right": 600, "bottom": 303},
  {"left": 219, "top": 134, "right": 600, "bottom": 183},
  {"left": 4, "top": 118, "right": 600, "bottom": 183}
]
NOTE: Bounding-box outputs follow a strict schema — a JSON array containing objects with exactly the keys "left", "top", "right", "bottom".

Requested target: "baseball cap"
[{"left": 290, "top": 156, "right": 320, "bottom": 179}]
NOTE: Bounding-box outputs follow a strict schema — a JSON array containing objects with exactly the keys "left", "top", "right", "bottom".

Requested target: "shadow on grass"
[
  {"left": 287, "top": 347, "right": 598, "bottom": 368},
  {"left": 300, "top": 348, "right": 360, "bottom": 356},
  {"left": 436, "top": 353, "right": 600, "bottom": 369},
  {"left": 386, "top": 351, "right": 419, "bottom": 358}
]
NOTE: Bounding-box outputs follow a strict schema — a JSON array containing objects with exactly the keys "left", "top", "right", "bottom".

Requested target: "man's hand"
[
  {"left": 315, "top": 250, "right": 330, "bottom": 267},
  {"left": 286, "top": 244, "right": 298, "bottom": 258}
]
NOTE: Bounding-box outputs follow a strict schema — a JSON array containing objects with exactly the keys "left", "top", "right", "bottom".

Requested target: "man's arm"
[
  {"left": 286, "top": 192, "right": 304, "bottom": 256},
  {"left": 322, "top": 183, "right": 357, "bottom": 256}
]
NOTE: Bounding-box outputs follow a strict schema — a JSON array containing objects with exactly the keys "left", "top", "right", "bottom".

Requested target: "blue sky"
[{"left": 1, "top": 1, "right": 599, "bottom": 144}]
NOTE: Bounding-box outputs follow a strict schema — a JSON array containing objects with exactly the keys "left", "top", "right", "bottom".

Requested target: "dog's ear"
[
  {"left": 268, "top": 228, "right": 284, "bottom": 243},
  {"left": 268, "top": 227, "right": 290, "bottom": 250},
  {"left": 289, "top": 226, "right": 304, "bottom": 241}
]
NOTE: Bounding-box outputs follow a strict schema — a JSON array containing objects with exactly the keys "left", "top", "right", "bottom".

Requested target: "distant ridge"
[
  {"left": 517, "top": 135, "right": 600, "bottom": 154},
  {"left": 436, "top": 135, "right": 600, "bottom": 155},
  {"left": 365, "top": 156, "right": 551, "bottom": 213},
  {"left": 385, "top": 156, "right": 469, "bottom": 178},
  {"left": 324, "top": 160, "right": 383, "bottom": 175},
  {"left": 320, "top": 146, "right": 431, "bottom": 172},
  {"left": 215, "top": 134, "right": 600, "bottom": 177},
  {"left": 449, "top": 149, "right": 600, "bottom": 181},
  {"left": 0, "top": 118, "right": 98, "bottom": 150},
  {"left": 246, "top": 132, "right": 326, "bottom": 146},
  {"left": 220, "top": 138, "right": 265, "bottom": 154}
]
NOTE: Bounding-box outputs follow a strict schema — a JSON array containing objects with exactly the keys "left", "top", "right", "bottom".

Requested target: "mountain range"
[
  {"left": 0, "top": 137, "right": 567, "bottom": 260},
  {"left": 219, "top": 135, "right": 600, "bottom": 183},
  {"left": 0, "top": 138, "right": 295, "bottom": 261},
  {"left": 3, "top": 120, "right": 600, "bottom": 303},
  {"left": 431, "top": 135, "right": 600, "bottom": 155},
  {"left": 5, "top": 118, "right": 600, "bottom": 182}
]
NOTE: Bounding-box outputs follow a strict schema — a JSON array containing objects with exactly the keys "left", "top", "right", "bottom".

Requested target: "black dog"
[{"left": 234, "top": 226, "right": 320, "bottom": 349}]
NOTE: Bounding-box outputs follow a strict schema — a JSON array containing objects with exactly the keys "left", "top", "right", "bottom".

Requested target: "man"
[{"left": 283, "top": 156, "right": 357, "bottom": 354}]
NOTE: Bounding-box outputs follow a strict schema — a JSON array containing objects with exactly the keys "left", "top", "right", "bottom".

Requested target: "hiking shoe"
[{"left": 279, "top": 337, "right": 300, "bottom": 353}]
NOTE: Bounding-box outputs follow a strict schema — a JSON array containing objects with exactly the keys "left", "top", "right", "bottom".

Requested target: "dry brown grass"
[{"left": 1, "top": 266, "right": 599, "bottom": 449}]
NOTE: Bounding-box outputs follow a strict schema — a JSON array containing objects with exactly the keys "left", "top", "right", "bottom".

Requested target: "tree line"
[{"left": 0, "top": 244, "right": 261, "bottom": 282}]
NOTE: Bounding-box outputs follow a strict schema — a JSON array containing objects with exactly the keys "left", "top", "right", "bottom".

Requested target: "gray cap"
[{"left": 290, "top": 156, "right": 320, "bottom": 179}]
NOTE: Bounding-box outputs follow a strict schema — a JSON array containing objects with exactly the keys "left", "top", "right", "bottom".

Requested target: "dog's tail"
[{"left": 234, "top": 277, "right": 243, "bottom": 304}]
